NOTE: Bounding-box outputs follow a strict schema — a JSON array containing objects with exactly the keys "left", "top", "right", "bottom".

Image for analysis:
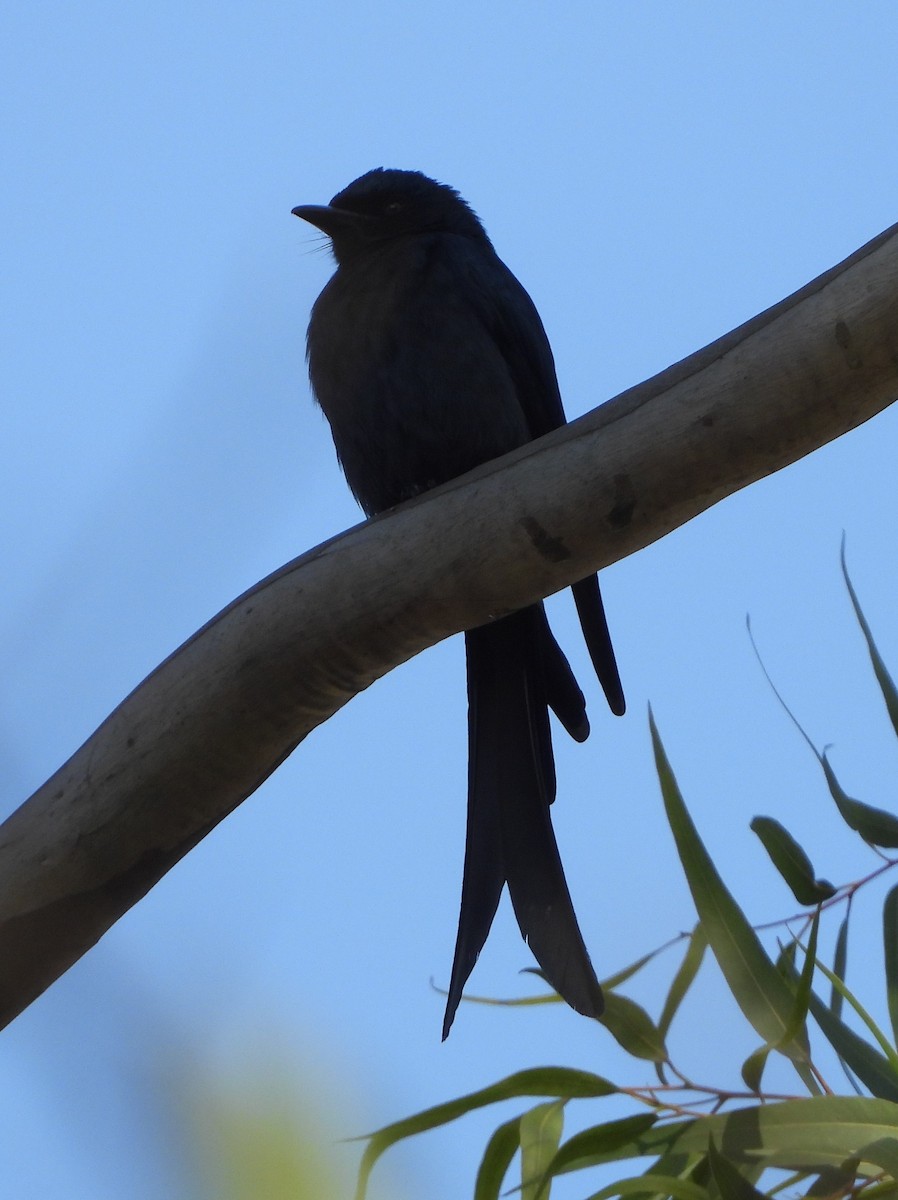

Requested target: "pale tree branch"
[{"left": 1, "top": 222, "right": 897, "bottom": 1030}]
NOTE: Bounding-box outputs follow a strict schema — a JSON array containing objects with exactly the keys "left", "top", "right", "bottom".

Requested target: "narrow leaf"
[
  {"left": 749, "top": 607, "right": 898, "bottom": 847},
  {"left": 658, "top": 926, "right": 708, "bottom": 1044},
  {"left": 673, "top": 1096, "right": 898, "bottom": 1170},
  {"left": 636, "top": 1149, "right": 702, "bottom": 1199},
  {"left": 539, "top": 1113, "right": 658, "bottom": 1181},
  {"left": 811, "top": 953, "right": 898, "bottom": 1070},
  {"left": 832, "top": 911, "right": 849, "bottom": 1022},
  {"left": 353, "top": 1067, "right": 615, "bottom": 1200},
  {"left": 550, "top": 1117, "right": 693, "bottom": 1175},
  {"left": 601, "top": 992, "right": 668, "bottom": 1062},
  {"left": 743, "top": 917, "right": 820, "bottom": 1098},
  {"left": 885, "top": 886, "right": 898, "bottom": 1048},
  {"left": 474, "top": 1117, "right": 520, "bottom": 1200},
  {"left": 856, "top": 1135, "right": 898, "bottom": 1177},
  {"left": 842, "top": 536, "right": 898, "bottom": 739},
  {"left": 584, "top": 1174, "right": 708, "bottom": 1200},
  {"left": 793, "top": 982, "right": 898, "bottom": 1101},
  {"left": 601, "top": 947, "right": 667, "bottom": 991},
  {"left": 783, "top": 909, "right": 821, "bottom": 1051},
  {"left": 820, "top": 752, "right": 898, "bottom": 847},
  {"left": 650, "top": 710, "right": 811, "bottom": 1071},
  {"left": 804, "top": 1161, "right": 859, "bottom": 1196},
  {"left": 708, "top": 1137, "right": 767, "bottom": 1198},
  {"left": 742, "top": 1044, "right": 770, "bottom": 1093},
  {"left": 750, "top": 816, "right": 835, "bottom": 903},
  {"left": 520, "top": 1102, "right": 564, "bottom": 1200}
]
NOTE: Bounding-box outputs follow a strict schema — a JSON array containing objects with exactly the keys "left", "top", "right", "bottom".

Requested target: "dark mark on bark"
[
  {"left": 835, "top": 320, "right": 863, "bottom": 369},
  {"left": 520, "top": 516, "right": 570, "bottom": 562},
  {"left": 608, "top": 475, "right": 637, "bottom": 529}
]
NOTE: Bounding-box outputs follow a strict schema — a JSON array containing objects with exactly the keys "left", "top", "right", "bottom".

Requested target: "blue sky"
[{"left": 3, "top": 4, "right": 898, "bottom": 1197}]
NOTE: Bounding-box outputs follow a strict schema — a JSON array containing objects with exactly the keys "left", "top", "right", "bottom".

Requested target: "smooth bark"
[{"left": 1, "top": 221, "right": 897, "bottom": 1029}]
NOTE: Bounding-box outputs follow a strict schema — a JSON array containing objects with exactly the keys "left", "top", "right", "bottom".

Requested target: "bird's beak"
[{"left": 291, "top": 204, "right": 368, "bottom": 238}]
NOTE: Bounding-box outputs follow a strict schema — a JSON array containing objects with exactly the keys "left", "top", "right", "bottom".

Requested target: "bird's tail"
[{"left": 442, "top": 606, "right": 604, "bottom": 1039}]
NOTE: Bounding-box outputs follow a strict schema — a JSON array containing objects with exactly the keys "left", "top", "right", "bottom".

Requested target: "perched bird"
[{"left": 293, "top": 169, "right": 625, "bottom": 1038}]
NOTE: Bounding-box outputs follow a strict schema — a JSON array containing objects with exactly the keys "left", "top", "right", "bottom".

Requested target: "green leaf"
[
  {"left": 856, "top": 1136, "right": 898, "bottom": 1177},
  {"left": 804, "top": 1161, "right": 860, "bottom": 1196},
  {"left": 809, "top": 952, "right": 898, "bottom": 1073},
  {"left": 474, "top": 1117, "right": 520, "bottom": 1200},
  {"left": 820, "top": 752, "right": 898, "bottom": 847},
  {"left": 601, "top": 992, "right": 668, "bottom": 1062},
  {"left": 635, "top": 1150, "right": 704, "bottom": 1199},
  {"left": 750, "top": 816, "right": 836, "bottom": 903},
  {"left": 658, "top": 926, "right": 708, "bottom": 1046},
  {"left": 520, "top": 1102, "right": 564, "bottom": 1200},
  {"left": 650, "top": 710, "right": 812, "bottom": 1077},
  {"left": 539, "top": 1113, "right": 658, "bottom": 1182},
  {"left": 353, "top": 1068, "right": 615, "bottom": 1200},
  {"left": 797, "top": 981, "right": 898, "bottom": 1102},
  {"left": 842, "top": 536, "right": 898, "bottom": 740},
  {"left": 708, "top": 1137, "right": 767, "bottom": 1198},
  {"left": 832, "top": 911, "right": 849, "bottom": 1022},
  {"left": 749, "top": 603, "right": 898, "bottom": 848},
  {"left": 885, "top": 887, "right": 898, "bottom": 1049},
  {"left": 741, "top": 1044, "right": 771, "bottom": 1094},
  {"left": 584, "top": 1175, "right": 709, "bottom": 1200},
  {"left": 810, "top": 997, "right": 898, "bottom": 1101},
  {"left": 784, "top": 910, "right": 820, "bottom": 1049},
  {"left": 743, "top": 914, "right": 821, "bottom": 1096},
  {"left": 528, "top": 941, "right": 673, "bottom": 997},
  {"left": 601, "top": 946, "right": 668, "bottom": 991},
  {"left": 856, "top": 1185, "right": 898, "bottom": 1199},
  {"left": 673, "top": 1096, "right": 898, "bottom": 1170},
  {"left": 548, "top": 1117, "right": 694, "bottom": 1177}
]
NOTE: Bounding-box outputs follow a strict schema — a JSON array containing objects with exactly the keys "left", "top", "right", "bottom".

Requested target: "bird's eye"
[{"left": 384, "top": 200, "right": 403, "bottom": 215}]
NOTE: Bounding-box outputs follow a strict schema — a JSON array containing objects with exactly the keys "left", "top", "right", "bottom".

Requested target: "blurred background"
[{"left": 3, "top": 4, "right": 898, "bottom": 1196}]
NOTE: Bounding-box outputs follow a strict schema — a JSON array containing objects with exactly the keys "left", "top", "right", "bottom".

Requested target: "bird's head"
[{"left": 292, "top": 168, "right": 490, "bottom": 264}]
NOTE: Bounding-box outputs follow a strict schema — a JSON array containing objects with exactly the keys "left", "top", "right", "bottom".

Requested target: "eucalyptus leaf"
[
  {"left": 742, "top": 1044, "right": 770, "bottom": 1094},
  {"left": 584, "top": 1174, "right": 709, "bottom": 1200},
  {"left": 708, "top": 1137, "right": 767, "bottom": 1198},
  {"left": 801, "top": 984, "right": 898, "bottom": 1101},
  {"left": 750, "top": 816, "right": 835, "bottom": 903},
  {"left": 650, "top": 711, "right": 812, "bottom": 1076},
  {"left": 832, "top": 911, "right": 849, "bottom": 1022},
  {"left": 601, "top": 946, "right": 667, "bottom": 991},
  {"left": 804, "top": 1160, "right": 859, "bottom": 1196},
  {"left": 658, "top": 926, "right": 708, "bottom": 1045},
  {"left": 601, "top": 992, "right": 668, "bottom": 1062},
  {"left": 520, "top": 1102, "right": 564, "bottom": 1200},
  {"left": 842, "top": 536, "right": 898, "bottom": 739},
  {"left": 675, "top": 1096, "right": 898, "bottom": 1170},
  {"left": 474, "top": 1117, "right": 521, "bottom": 1200},
  {"left": 820, "top": 752, "right": 898, "bottom": 847},
  {"left": 539, "top": 1113, "right": 658, "bottom": 1181},
  {"left": 354, "top": 1067, "right": 615, "bottom": 1200},
  {"left": 884, "top": 886, "right": 898, "bottom": 1048},
  {"left": 856, "top": 1135, "right": 898, "bottom": 1177},
  {"left": 808, "top": 952, "right": 898, "bottom": 1072}
]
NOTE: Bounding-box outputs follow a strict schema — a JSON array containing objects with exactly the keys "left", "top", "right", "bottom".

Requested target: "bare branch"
[{"left": 1, "top": 221, "right": 897, "bottom": 1030}]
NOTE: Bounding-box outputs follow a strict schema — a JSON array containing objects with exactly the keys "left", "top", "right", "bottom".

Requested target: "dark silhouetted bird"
[{"left": 293, "top": 169, "right": 625, "bottom": 1038}]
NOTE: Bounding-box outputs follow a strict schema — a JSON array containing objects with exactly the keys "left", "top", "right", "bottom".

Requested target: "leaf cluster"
[{"left": 356, "top": 546, "right": 898, "bottom": 1200}]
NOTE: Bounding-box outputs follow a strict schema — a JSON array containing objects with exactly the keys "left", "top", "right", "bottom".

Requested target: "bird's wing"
[
  {"left": 448, "top": 240, "right": 627, "bottom": 717},
  {"left": 446, "top": 240, "right": 567, "bottom": 438}
]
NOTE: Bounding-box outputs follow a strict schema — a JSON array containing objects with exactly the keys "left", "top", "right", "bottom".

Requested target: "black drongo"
[{"left": 293, "top": 169, "right": 624, "bottom": 1038}]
